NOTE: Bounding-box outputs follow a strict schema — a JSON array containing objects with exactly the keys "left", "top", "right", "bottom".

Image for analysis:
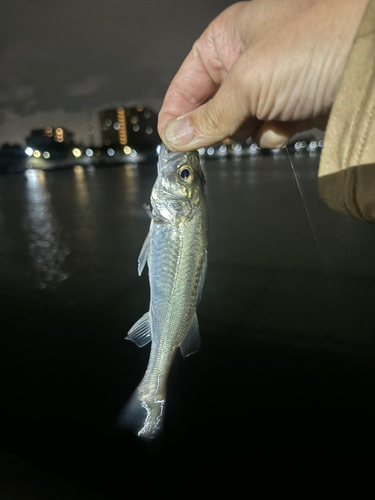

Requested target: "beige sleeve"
[{"left": 318, "top": 0, "right": 375, "bottom": 221}]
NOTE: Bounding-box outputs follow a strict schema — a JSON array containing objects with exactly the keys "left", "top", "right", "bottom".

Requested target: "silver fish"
[{"left": 121, "top": 143, "right": 208, "bottom": 439}]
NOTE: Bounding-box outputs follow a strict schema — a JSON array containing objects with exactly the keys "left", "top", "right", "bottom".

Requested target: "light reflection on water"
[
  {"left": 122, "top": 163, "right": 138, "bottom": 203},
  {"left": 72, "top": 164, "right": 97, "bottom": 249},
  {"left": 0, "top": 162, "right": 145, "bottom": 295},
  {"left": 73, "top": 165, "right": 89, "bottom": 209},
  {"left": 24, "top": 169, "right": 70, "bottom": 289}
]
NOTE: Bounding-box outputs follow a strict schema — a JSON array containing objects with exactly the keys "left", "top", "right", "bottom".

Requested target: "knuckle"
[
  {"left": 203, "top": 102, "right": 223, "bottom": 133},
  {"left": 190, "top": 101, "right": 226, "bottom": 138}
]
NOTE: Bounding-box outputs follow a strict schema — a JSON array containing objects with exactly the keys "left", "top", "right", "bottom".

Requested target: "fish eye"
[{"left": 178, "top": 165, "right": 194, "bottom": 182}]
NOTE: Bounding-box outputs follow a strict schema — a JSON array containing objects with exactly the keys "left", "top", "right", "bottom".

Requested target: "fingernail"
[{"left": 164, "top": 116, "right": 195, "bottom": 147}]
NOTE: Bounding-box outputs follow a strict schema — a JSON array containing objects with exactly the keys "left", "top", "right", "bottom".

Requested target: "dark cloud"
[{"left": 0, "top": 0, "right": 234, "bottom": 143}]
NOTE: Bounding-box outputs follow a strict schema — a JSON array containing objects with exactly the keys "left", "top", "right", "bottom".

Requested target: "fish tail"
[{"left": 117, "top": 389, "right": 166, "bottom": 440}]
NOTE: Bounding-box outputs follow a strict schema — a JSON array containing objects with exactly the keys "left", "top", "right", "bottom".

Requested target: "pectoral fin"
[
  {"left": 126, "top": 312, "right": 151, "bottom": 347},
  {"left": 143, "top": 203, "right": 152, "bottom": 219},
  {"left": 137, "top": 232, "right": 151, "bottom": 276},
  {"left": 196, "top": 250, "right": 208, "bottom": 306},
  {"left": 180, "top": 313, "right": 200, "bottom": 358}
]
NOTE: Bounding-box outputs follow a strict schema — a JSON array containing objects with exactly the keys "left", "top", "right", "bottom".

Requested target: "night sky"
[{"left": 0, "top": 0, "right": 234, "bottom": 147}]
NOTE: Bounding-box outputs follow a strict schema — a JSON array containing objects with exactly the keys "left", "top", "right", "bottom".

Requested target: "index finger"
[
  {"left": 158, "top": 2, "right": 249, "bottom": 141},
  {"left": 157, "top": 38, "right": 221, "bottom": 139}
]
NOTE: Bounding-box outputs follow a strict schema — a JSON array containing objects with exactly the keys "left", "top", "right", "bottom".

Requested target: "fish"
[{"left": 120, "top": 143, "right": 208, "bottom": 439}]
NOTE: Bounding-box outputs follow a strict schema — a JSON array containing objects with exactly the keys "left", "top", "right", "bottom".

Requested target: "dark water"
[{"left": 0, "top": 153, "right": 374, "bottom": 496}]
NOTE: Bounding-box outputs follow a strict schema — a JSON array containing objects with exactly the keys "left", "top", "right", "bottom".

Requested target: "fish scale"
[{"left": 146, "top": 217, "right": 205, "bottom": 387}]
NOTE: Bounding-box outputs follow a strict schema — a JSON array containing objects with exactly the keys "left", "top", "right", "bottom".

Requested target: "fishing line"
[{"left": 283, "top": 144, "right": 338, "bottom": 304}]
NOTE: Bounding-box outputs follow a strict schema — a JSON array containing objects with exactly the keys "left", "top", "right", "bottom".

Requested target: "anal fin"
[
  {"left": 126, "top": 312, "right": 151, "bottom": 347},
  {"left": 180, "top": 313, "right": 200, "bottom": 358}
]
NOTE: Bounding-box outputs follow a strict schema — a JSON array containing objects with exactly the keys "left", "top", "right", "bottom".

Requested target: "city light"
[
  {"left": 55, "top": 127, "right": 64, "bottom": 143},
  {"left": 44, "top": 126, "right": 53, "bottom": 137},
  {"left": 2, "top": 106, "right": 328, "bottom": 174},
  {"left": 117, "top": 107, "right": 127, "bottom": 146},
  {"left": 232, "top": 143, "right": 242, "bottom": 153},
  {"left": 72, "top": 148, "right": 82, "bottom": 158}
]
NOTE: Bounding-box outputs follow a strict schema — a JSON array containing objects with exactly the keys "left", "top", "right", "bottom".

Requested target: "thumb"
[{"left": 162, "top": 62, "right": 259, "bottom": 151}]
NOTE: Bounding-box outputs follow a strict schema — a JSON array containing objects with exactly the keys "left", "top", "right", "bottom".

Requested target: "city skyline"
[
  {"left": 0, "top": 0, "right": 234, "bottom": 145},
  {"left": 1, "top": 104, "right": 160, "bottom": 151}
]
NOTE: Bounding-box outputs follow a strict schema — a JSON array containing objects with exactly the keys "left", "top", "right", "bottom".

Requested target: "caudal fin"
[{"left": 117, "top": 390, "right": 166, "bottom": 440}]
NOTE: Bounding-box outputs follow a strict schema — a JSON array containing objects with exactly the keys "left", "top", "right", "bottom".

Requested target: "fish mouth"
[
  {"left": 157, "top": 143, "right": 175, "bottom": 172},
  {"left": 159, "top": 142, "right": 176, "bottom": 158},
  {"left": 157, "top": 143, "right": 196, "bottom": 171}
]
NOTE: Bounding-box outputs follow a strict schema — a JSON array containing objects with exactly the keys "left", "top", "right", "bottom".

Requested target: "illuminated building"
[
  {"left": 99, "top": 106, "right": 159, "bottom": 149},
  {"left": 26, "top": 127, "right": 74, "bottom": 149},
  {"left": 25, "top": 127, "right": 77, "bottom": 161}
]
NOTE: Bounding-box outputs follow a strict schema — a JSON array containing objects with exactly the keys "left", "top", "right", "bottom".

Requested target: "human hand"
[{"left": 158, "top": 0, "right": 369, "bottom": 151}]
